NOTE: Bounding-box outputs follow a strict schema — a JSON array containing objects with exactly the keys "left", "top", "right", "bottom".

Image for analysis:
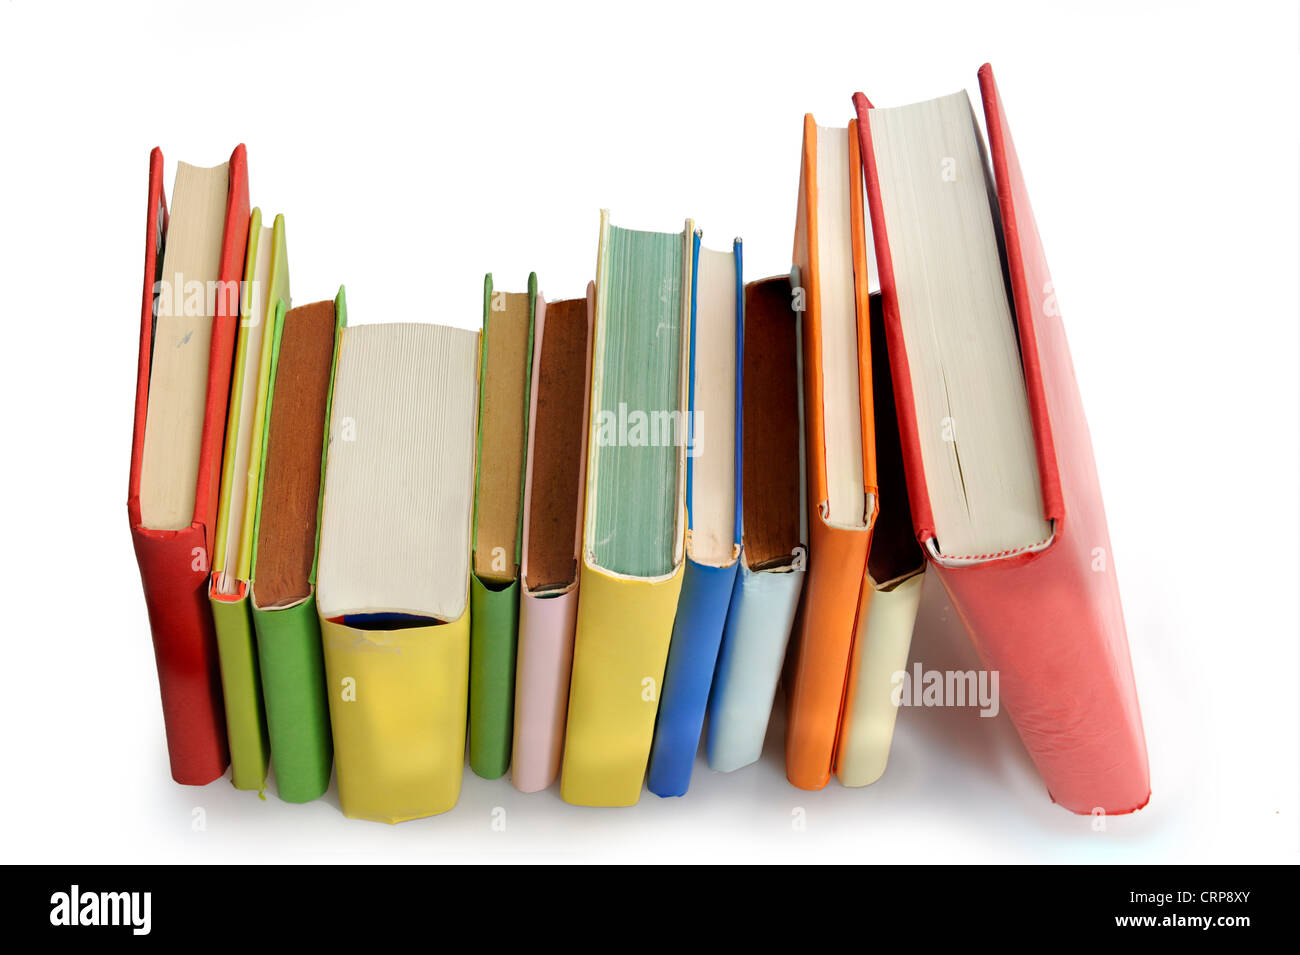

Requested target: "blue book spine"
[{"left": 647, "top": 558, "right": 740, "bottom": 796}]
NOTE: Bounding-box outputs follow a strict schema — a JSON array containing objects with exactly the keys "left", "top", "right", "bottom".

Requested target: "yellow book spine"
[
  {"left": 320, "top": 611, "right": 470, "bottom": 823},
  {"left": 560, "top": 561, "right": 684, "bottom": 807},
  {"left": 835, "top": 570, "right": 925, "bottom": 787}
]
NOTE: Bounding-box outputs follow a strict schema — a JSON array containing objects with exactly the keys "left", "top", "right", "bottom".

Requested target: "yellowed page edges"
[
  {"left": 320, "top": 612, "right": 469, "bottom": 822},
  {"left": 836, "top": 569, "right": 925, "bottom": 787},
  {"left": 560, "top": 559, "right": 684, "bottom": 807}
]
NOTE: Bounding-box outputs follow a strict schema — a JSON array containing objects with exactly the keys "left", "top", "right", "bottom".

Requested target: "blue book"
[
  {"left": 707, "top": 273, "right": 807, "bottom": 774},
  {"left": 647, "top": 234, "right": 743, "bottom": 797}
]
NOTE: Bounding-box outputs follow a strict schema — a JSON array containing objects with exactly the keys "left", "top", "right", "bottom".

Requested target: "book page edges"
[{"left": 581, "top": 214, "right": 689, "bottom": 582}]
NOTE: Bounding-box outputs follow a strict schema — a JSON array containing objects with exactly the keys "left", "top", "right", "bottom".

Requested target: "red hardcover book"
[
  {"left": 127, "top": 146, "right": 250, "bottom": 785},
  {"left": 854, "top": 68, "right": 1149, "bottom": 814}
]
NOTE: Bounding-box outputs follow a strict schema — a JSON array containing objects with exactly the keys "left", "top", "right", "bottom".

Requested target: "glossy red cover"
[
  {"left": 127, "top": 146, "right": 249, "bottom": 785},
  {"left": 854, "top": 71, "right": 1149, "bottom": 814}
]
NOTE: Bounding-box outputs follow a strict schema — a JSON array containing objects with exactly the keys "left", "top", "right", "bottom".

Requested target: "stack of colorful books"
[{"left": 126, "top": 65, "right": 1151, "bottom": 823}]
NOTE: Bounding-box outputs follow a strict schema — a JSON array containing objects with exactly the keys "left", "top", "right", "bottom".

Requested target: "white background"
[{"left": 1, "top": 0, "right": 1296, "bottom": 864}]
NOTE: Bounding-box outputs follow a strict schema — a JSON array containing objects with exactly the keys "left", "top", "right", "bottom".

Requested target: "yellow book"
[
  {"left": 560, "top": 212, "right": 693, "bottom": 807},
  {"left": 834, "top": 294, "right": 926, "bottom": 787},
  {"left": 315, "top": 322, "right": 480, "bottom": 823}
]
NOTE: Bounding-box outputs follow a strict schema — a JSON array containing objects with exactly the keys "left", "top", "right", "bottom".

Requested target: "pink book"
[{"left": 511, "top": 284, "right": 595, "bottom": 793}]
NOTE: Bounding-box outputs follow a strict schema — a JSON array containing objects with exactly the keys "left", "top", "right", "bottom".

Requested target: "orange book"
[{"left": 785, "top": 115, "right": 877, "bottom": 790}]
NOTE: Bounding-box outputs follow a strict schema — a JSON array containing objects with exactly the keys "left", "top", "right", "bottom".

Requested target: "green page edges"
[
  {"left": 591, "top": 225, "right": 684, "bottom": 578},
  {"left": 469, "top": 576, "right": 519, "bottom": 778}
]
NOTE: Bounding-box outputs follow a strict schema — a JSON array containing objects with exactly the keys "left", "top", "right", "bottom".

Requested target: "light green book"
[{"left": 207, "top": 210, "right": 289, "bottom": 791}]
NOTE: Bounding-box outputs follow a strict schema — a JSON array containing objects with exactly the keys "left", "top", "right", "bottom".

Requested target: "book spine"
[
  {"left": 783, "top": 519, "right": 869, "bottom": 790},
  {"left": 511, "top": 587, "right": 580, "bottom": 793},
  {"left": 130, "top": 526, "right": 229, "bottom": 784},
  {"left": 561, "top": 562, "right": 684, "bottom": 807},
  {"left": 321, "top": 614, "right": 470, "bottom": 823},
  {"left": 468, "top": 575, "right": 520, "bottom": 780},
  {"left": 834, "top": 571, "right": 924, "bottom": 787},
  {"left": 253, "top": 597, "right": 332, "bottom": 803},
  {"left": 647, "top": 559, "right": 738, "bottom": 796},
  {"left": 209, "top": 589, "right": 270, "bottom": 790},
  {"left": 707, "top": 563, "right": 804, "bottom": 773}
]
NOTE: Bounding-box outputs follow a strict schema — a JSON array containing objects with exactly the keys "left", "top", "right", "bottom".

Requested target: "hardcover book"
[
  {"left": 647, "top": 234, "right": 742, "bottom": 797},
  {"left": 785, "top": 117, "right": 878, "bottom": 791},
  {"left": 248, "top": 291, "right": 344, "bottom": 803},
  {"left": 834, "top": 294, "right": 925, "bottom": 787},
  {"left": 207, "top": 209, "right": 288, "bottom": 791},
  {"left": 707, "top": 274, "right": 807, "bottom": 773},
  {"left": 852, "top": 66, "right": 1149, "bottom": 813},
  {"left": 511, "top": 285, "right": 594, "bottom": 793},
  {"left": 469, "top": 274, "right": 536, "bottom": 779},
  {"left": 561, "top": 211, "right": 692, "bottom": 807},
  {"left": 316, "top": 322, "right": 481, "bottom": 822},
  {"left": 128, "top": 146, "right": 250, "bottom": 784}
]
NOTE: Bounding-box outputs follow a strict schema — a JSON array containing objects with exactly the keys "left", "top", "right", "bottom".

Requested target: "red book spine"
[{"left": 129, "top": 526, "right": 228, "bottom": 784}]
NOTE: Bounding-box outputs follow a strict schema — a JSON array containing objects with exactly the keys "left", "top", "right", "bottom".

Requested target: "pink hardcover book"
[{"left": 511, "top": 284, "right": 595, "bottom": 793}]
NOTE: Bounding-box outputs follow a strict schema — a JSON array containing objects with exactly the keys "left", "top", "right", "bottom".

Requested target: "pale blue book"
[{"left": 706, "top": 272, "right": 807, "bottom": 773}]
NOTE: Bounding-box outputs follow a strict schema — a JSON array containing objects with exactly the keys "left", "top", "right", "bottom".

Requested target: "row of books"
[{"left": 127, "top": 64, "right": 1150, "bottom": 823}]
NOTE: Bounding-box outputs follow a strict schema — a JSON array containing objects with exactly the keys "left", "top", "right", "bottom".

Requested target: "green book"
[
  {"left": 206, "top": 210, "right": 288, "bottom": 791},
  {"left": 248, "top": 288, "right": 345, "bottom": 802},
  {"left": 468, "top": 273, "right": 536, "bottom": 779}
]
